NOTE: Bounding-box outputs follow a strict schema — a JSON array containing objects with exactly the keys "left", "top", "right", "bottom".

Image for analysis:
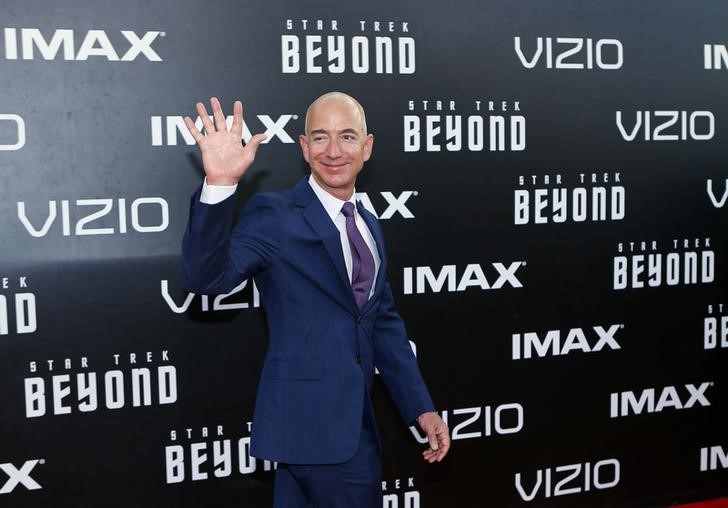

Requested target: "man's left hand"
[{"left": 417, "top": 411, "right": 450, "bottom": 463}]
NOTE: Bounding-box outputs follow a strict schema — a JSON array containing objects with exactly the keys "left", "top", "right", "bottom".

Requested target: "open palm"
[{"left": 184, "top": 97, "right": 266, "bottom": 186}]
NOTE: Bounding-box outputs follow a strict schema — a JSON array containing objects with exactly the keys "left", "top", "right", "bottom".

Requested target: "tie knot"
[{"left": 341, "top": 202, "right": 356, "bottom": 218}]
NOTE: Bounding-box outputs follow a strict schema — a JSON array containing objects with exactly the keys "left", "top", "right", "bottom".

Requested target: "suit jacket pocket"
[{"left": 262, "top": 359, "right": 324, "bottom": 381}]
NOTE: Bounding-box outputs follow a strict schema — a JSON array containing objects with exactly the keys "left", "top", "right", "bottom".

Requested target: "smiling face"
[{"left": 300, "top": 93, "right": 374, "bottom": 201}]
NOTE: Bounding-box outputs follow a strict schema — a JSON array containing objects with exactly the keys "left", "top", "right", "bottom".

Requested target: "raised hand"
[{"left": 184, "top": 97, "right": 267, "bottom": 186}]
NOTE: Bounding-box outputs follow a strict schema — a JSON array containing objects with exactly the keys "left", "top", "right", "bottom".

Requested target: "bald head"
[{"left": 304, "top": 92, "right": 368, "bottom": 136}]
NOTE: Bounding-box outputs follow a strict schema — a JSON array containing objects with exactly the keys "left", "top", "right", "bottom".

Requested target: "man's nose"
[{"left": 325, "top": 139, "right": 342, "bottom": 158}]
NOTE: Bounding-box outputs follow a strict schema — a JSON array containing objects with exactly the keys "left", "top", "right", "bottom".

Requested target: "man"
[{"left": 182, "top": 92, "right": 449, "bottom": 507}]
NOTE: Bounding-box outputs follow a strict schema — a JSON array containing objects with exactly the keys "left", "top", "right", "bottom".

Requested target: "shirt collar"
[{"left": 308, "top": 175, "right": 356, "bottom": 222}]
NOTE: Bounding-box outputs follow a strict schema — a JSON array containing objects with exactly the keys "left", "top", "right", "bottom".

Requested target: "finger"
[
  {"left": 211, "top": 97, "right": 227, "bottom": 132},
  {"left": 196, "top": 101, "right": 215, "bottom": 135},
  {"left": 183, "top": 116, "right": 204, "bottom": 144},
  {"left": 244, "top": 133, "right": 268, "bottom": 158},
  {"left": 231, "top": 100, "right": 243, "bottom": 138}
]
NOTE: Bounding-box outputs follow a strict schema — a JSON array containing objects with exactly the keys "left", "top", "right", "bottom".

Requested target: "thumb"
[
  {"left": 427, "top": 426, "right": 440, "bottom": 451},
  {"left": 245, "top": 133, "right": 267, "bottom": 154}
]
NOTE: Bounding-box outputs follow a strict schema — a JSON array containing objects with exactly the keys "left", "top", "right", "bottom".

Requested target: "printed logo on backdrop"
[
  {"left": 610, "top": 382, "right": 713, "bottom": 418},
  {"left": 356, "top": 191, "right": 417, "bottom": 220},
  {"left": 281, "top": 19, "right": 414, "bottom": 74},
  {"left": 383, "top": 476, "right": 421, "bottom": 508},
  {"left": 613, "top": 238, "right": 715, "bottom": 290},
  {"left": 165, "top": 422, "right": 275, "bottom": 484},
  {"left": 0, "top": 459, "right": 44, "bottom": 495},
  {"left": 151, "top": 114, "right": 298, "bottom": 146},
  {"left": 161, "top": 279, "right": 260, "bottom": 314},
  {"left": 404, "top": 99, "right": 525, "bottom": 153},
  {"left": 514, "top": 36, "right": 623, "bottom": 69},
  {"left": 17, "top": 197, "right": 169, "bottom": 237},
  {"left": 24, "top": 351, "right": 177, "bottom": 418},
  {"left": 403, "top": 262, "right": 525, "bottom": 295},
  {"left": 616, "top": 110, "right": 715, "bottom": 141},
  {"left": 512, "top": 324, "right": 623, "bottom": 360},
  {"left": 706, "top": 179, "right": 728, "bottom": 208},
  {"left": 515, "top": 458, "right": 620, "bottom": 502},
  {"left": 700, "top": 445, "right": 728, "bottom": 472},
  {"left": 0, "top": 276, "right": 36, "bottom": 336},
  {"left": 0, "top": 114, "right": 25, "bottom": 151},
  {"left": 704, "top": 303, "right": 727, "bottom": 350},
  {"left": 704, "top": 44, "right": 728, "bottom": 70},
  {"left": 2, "top": 28, "right": 163, "bottom": 61},
  {"left": 515, "top": 172, "right": 625, "bottom": 225},
  {"left": 410, "top": 402, "right": 524, "bottom": 443}
]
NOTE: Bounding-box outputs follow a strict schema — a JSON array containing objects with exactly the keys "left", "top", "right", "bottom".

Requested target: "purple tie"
[{"left": 341, "top": 202, "right": 375, "bottom": 310}]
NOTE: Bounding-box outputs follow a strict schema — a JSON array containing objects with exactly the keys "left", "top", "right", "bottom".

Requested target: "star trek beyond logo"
[
  {"left": 165, "top": 422, "right": 276, "bottom": 484},
  {"left": 514, "top": 172, "right": 625, "bottom": 225},
  {"left": 403, "top": 99, "right": 526, "bottom": 152},
  {"left": 0, "top": 275, "right": 36, "bottom": 336},
  {"left": 281, "top": 19, "right": 415, "bottom": 74},
  {"left": 383, "top": 475, "right": 420, "bottom": 508},
  {"left": 24, "top": 351, "right": 177, "bottom": 418},
  {"left": 2, "top": 28, "right": 163, "bottom": 61},
  {"left": 705, "top": 303, "right": 728, "bottom": 350},
  {"left": 612, "top": 238, "right": 715, "bottom": 290}
]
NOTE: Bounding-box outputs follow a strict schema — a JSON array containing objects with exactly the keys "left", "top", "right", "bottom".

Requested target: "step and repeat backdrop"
[{"left": 1, "top": 0, "right": 727, "bottom": 506}]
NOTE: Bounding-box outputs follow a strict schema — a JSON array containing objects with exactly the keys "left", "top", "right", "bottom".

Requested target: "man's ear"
[
  {"left": 363, "top": 133, "right": 374, "bottom": 162},
  {"left": 299, "top": 134, "right": 310, "bottom": 162}
]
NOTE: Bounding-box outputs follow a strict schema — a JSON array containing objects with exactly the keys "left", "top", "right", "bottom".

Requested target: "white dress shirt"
[{"left": 199, "top": 177, "right": 381, "bottom": 295}]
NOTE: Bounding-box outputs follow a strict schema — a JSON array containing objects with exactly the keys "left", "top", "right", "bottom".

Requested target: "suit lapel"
[{"left": 295, "top": 179, "right": 359, "bottom": 314}]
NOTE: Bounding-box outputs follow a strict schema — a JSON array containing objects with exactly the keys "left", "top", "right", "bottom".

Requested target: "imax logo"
[
  {"left": 704, "top": 44, "right": 728, "bottom": 70},
  {"left": 707, "top": 179, "right": 728, "bottom": 208},
  {"left": 356, "top": 191, "right": 416, "bottom": 219},
  {"left": 512, "top": 324, "right": 622, "bottom": 360},
  {"left": 403, "top": 262, "right": 525, "bottom": 295},
  {"left": 609, "top": 382, "right": 713, "bottom": 417},
  {"left": 0, "top": 460, "right": 42, "bottom": 495},
  {"left": 700, "top": 445, "right": 728, "bottom": 472},
  {"left": 0, "top": 114, "right": 25, "bottom": 151},
  {"left": 151, "top": 115, "right": 296, "bottom": 146},
  {"left": 616, "top": 111, "right": 715, "bottom": 141},
  {"left": 3, "top": 28, "right": 162, "bottom": 61}
]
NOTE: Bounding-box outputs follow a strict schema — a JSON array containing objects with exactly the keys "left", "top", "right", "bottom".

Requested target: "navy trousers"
[{"left": 273, "top": 402, "right": 382, "bottom": 508}]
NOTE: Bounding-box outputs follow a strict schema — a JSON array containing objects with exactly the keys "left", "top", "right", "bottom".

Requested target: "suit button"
[
  {"left": 355, "top": 355, "right": 362, "bottom": 364},
  {"left": 356, "top": 316, "right": 362, "bottom": 324}
]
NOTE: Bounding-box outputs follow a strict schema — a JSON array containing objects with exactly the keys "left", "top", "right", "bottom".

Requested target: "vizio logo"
[{"left": 0, "top": 114, "right": 25, "bottom": 151}]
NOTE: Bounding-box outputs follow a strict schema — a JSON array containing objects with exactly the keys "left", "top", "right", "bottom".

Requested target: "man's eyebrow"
[{"left": 308, "top": 128, "right": 360, "bottom": 135}]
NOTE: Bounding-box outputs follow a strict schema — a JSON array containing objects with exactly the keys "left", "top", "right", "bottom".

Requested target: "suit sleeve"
[
  {"left": 372, "top": 279, "right": 436, "bottom": 424},
  {"left": 181, "top": 187, "right": 280, "bottom": 294}
]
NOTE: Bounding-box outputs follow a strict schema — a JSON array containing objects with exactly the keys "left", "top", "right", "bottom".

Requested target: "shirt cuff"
[{"left": 200, "top": 177, "right": 237, "bottom": 204}]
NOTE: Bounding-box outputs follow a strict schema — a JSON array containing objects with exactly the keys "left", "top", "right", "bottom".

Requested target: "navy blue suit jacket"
[{"left": 182, "top": 177, "right": 435, "bottom": 464}]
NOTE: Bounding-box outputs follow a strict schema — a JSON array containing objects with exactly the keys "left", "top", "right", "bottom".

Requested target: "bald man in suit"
[{"left": 182, "top": 92, "right": 449, "bottom": 507}]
